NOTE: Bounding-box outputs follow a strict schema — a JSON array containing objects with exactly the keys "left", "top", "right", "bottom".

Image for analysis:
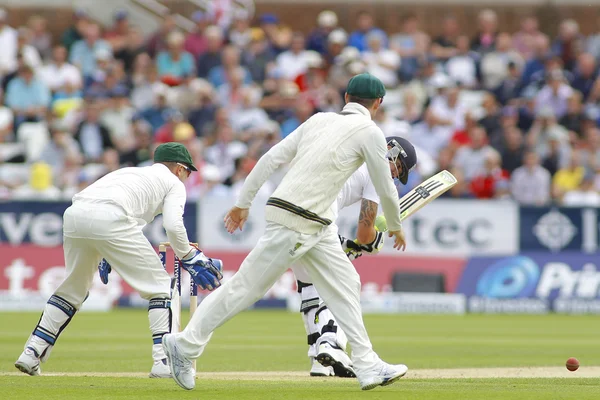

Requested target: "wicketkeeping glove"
[
  {"left": 98, "top": 258, "right": 111, "bottom": 284},
  {"left": 339, "top": 235, "right": 363, "bottom": 261},
  {"left": 181, "top": 247, "right": 224, "bottom": 291}
]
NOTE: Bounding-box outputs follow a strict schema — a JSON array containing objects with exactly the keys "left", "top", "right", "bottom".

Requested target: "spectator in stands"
[
  {"left": 114, "top": 25, "right": 146, "bottom": 73},
  {"left": 323, "top": 29, "right": 347, "bottom": 68},
  {"left": 187, "top": 79, "right": 217, "bottom": 137},
  {"left": 500, "top": 125, "right": 526, "bottom": 175},
  {"left": 11, "top": 162, "right": 61, "bottom": 200},
  {"left": 552, "top": 150, "right": 586, "bottom": 199},
  {"left": 5, "top": 63, "right": 50, "bottom": 128},
  {"left": 307, "top": 11, "right": 339, "bottom": 55},
  {"left": 258, "top": 13, "right": 283, "bottom": 54},
  {"left": 534, "top": 69, "right": 573, "bottom": 119},
  {"left": 184, "top": 11, "right": 209, "bottom": 59},
  {"left": 445, "top": 35, "right": 478, "bottom": 88},
  {"left": 552, "top": 19, "right": 584, "bottom": 71},
  {"left": 348, "top": 10, "right": 386, "bottom": 52},
  {"left": 390, "top": 13, "right": 430, "bottom": 82},
  {"left": 493, "top": 61, "right": 523, "bottom": 105},
  {"left": 280, "top": 99, "right": 314, "bottom": 138},
  {"left": 69, "top": 22, "right": 112, "bottom": 78},
  {"left": 429, "top": 85, "right": 467, "bottom": 132},
  {"left": 453, "top": 126, "right": 497, "bottom": 182},
  {"left": 228, "top": 10, "right": 253, "bottom": 49},
  {"left": 470, "top": 150, "right": 510, "bottom": 199},
  {"left": 571, "top": 53, "right": 597, "bottom": 101},
  {"left": 61, "top": 8, "right": 88, "bottom": 53},
  {"left": 197, "top": 26, "right": 224, "bottom": 79},
  {"left": 216, "top": 66, "right": 251, "bottom": 110},
  {"left": 73, "top": 100, "right": 114, "bottom": 163},
  {"left": 28, "top": 15, "right": 52, "bottom": 60},
  {"left": 204, "top": 122, "right": 248, "bottom": 179},
  {"left": 512, "top": 15, "right": 546, "bottom": 61},
  {"left": 520, "top": 35, "right": 550, "bottom": 89},
  {"left": 276, "top": 32, "right": 310, "bottom": 80},
  {"left": 146, "top": 12, "right": 176, "bottom": 58},
  {"left": 363, "top": 30, "right": 401, "bottom": 88},
  {"left": 510, "top": 151, "right": 552, "bottom": 205},
  {"left": 39, "top": 45, "right": 82, "bottom": 93},
  {"left": 230, "top": 87, "right": 270, "bottom": 134},
  {"left": 40, "top": 123, "right": 82, "bottom": 178},
  {"left": 410, "top": 107, "right": 453, "bottom": 159},
  {"left": 156, "top": 30, "right": 195, "bottom": 86},
  {"left": 243, "top": 28, "right": 275, "bottom": 84},
  {"left": 580, "top": 127, "right": 600, "bottom": 169},
  {"left": 480, "top": 32, "right": 524, "bottom": 91},
  {"left": 154, "top": 110, "right": 185, "bottom": 143},
  {"left": 528, "top": 107, "right": 570, "bottom": 162},
  {"left": 559, "top": 91, "right": 584, "bottom": 136},
  {"left": 138, "top": 85, "right": 173, "bottom": 132},
  {"left": 431, "top": 15, "right": 460, "bottom": 63},
  {"left": 104, "top": 10, "right": 129, "bottom": 54},
  {"left": 208, "top": 45, "right": 252, "bottom": 88},
  {"left": 120, "top": 118, "right": 152, "bottom": 167},
  {"left": 16, "top": 27, "right": 42, "bottom": 72},
  {"left": 101, "top": 86, "right": 135, "bottom": 152},
  {"left": 562, "top": 171, "right": 600, "bottom": 206},
  {"left": 471, "top": 9, "right": 498, "bottom": 54},
  {"left": 0, "top": 9, "right": 17, "bottom": 78}
]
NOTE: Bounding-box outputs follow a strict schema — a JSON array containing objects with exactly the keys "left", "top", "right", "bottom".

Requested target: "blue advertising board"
[
  {"left": 457, "top": 253, "right": 600, "bottom": 313},
  {"left": 519, "top": 207, "right": 599, "bottom": 253},
  {"left": 0, "top": 201, "right": 197, "bottom": 246}
]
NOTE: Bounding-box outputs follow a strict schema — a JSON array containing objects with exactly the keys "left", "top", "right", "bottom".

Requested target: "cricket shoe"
[
  {"left": 315, "top": 341, "right": 356, "bottom": 378},
  {"left": 14, "top": 347, "right": 42, "bottom": 376},
  {"left": 162, "top": 334, "right": 195, "bottom": 390},
  {"left": 310, "top": 357, "right": 334, "bottom": 377},
  {"left": 149, "top": 358, "right": 171, "bottom": 378},
  {"left": 357, "top": 361, "right": 408, "bottom": 390}
]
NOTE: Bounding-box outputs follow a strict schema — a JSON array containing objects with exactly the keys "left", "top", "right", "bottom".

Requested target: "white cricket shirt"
[{"left": 72, "top": 163, "right": 193, "bottom": 258}]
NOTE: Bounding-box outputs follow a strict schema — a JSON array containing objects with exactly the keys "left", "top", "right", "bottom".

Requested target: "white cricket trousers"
[
  {"left": 176, "top": 221, "right": 381, "bottom": 373},
  {"left": 56, "top": 202, "right": 171, "bottom": 307}
]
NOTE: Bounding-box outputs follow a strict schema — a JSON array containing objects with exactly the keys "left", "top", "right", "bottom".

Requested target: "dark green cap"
[
  {"left": 154, "top": 142, "right": 198, "bottom": 171},
  {"left": 346, "top": 73, "right": 386, "bottom": 99}
]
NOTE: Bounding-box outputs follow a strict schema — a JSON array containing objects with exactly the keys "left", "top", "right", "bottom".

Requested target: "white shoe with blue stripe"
[
  {"left": 15, "top": 347, "right": 42, "bottom": 376},
  {"left": 358, "top": 361, "right": 408, "bottom": 390},
  {"left": 162, "top": 334, "right": 195, "bottom": 390}
]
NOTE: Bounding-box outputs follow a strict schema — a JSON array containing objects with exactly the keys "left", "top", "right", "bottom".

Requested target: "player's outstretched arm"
[{"left": 163, "top": 181, "right": 195, "bottom": 259}]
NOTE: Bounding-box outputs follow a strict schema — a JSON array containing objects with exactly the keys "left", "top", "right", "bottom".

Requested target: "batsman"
[{"left": 14, "top": 142, "right": 224, "bottom": 378}]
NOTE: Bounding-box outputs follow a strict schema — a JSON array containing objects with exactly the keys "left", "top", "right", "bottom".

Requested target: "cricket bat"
[{"left": 399, "top": 170, "right": 457, "bottom": 221}]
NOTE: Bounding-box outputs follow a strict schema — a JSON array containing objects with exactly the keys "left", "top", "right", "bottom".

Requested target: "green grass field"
[{"left": 1, "top": 310, "right": 599, "bottom": 399}]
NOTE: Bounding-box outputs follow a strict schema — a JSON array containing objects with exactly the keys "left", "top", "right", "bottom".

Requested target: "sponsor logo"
[
  {"left": 532, "top": 209, "right": 577, "bottom": 252},
  {"left": 476, "top": 256, "right": 540, "bottom": 298},
  {"left": 289, "top": 242, "right": 302, "bottom": 256}
]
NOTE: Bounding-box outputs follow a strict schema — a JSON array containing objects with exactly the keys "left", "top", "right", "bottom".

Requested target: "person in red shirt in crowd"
[
  {"left": 155, "top": 111, "right": 188, "bottom": 143},
  {"left": 469, "top": 150, "right": 510, "bottom": 198},
  {"left": 450, "top": 108, "right": 483, "bottom": 149},
  {"left": 294, "top": 51, "right": 326, "bottom": 92}
]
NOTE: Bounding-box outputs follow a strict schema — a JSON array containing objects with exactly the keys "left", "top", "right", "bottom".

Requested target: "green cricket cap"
[
  {"left": 154, "top": 142, "right": 198, "bottom": 171},
  {"left": 346, "top": 73, "right": 386, "bottom": 99}
]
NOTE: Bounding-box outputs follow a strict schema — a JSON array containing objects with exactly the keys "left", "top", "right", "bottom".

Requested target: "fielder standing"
[
  {"left": 295, "top": 136, "right": 417, "bottom": 378},
  {"left": 15, "top": 142, "right": 223, "bottom": 378},
  {"left": 162, "top": 73, "right": 409, "bottom": 391}
]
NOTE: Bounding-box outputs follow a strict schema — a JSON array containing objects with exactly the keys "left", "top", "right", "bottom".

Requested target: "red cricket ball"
[{"left": 566, "top": 357, "right": 579, "bottom": 371}]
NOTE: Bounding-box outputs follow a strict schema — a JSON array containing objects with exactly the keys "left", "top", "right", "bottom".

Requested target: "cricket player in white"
[
  {"left": 14, "top": 142, "right": 224, "bottom": 378},
  {"left": 162, "top": 73, "right": 409, "bottom": 391},
  {"left": 295, "top": 136, "right": 417, "bottom": 378}
]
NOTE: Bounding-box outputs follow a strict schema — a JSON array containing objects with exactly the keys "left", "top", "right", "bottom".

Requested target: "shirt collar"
[{"left": 340, "top": 102, "right": 372, "bottom": 119}]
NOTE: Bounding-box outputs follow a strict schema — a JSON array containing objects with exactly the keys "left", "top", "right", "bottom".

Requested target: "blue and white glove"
[
  {"left": 181, "top": 247, "right": 224, "bottom": 291},
  {"left": 98, "top": 258, "right": 112, "bottom": 284},
  {"left": 339, "top": 235, "right": 363, "bottom": 261}
]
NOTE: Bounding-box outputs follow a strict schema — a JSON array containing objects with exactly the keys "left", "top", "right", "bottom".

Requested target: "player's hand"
[
  {"left": 181, "top": 248, "right": 224, "bottom": 291},
  {"left": 389, "top": 230, "right": 406, "bottom": 251},
  {"left": 224, "top": 206, "right": 249, "bottom": 233},
  {"left": 98, "top": 258, "right": 111, "bottom": 284}
]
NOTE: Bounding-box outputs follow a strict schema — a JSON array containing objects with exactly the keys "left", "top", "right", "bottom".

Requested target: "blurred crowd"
[{"left": 0, "top": 6, "right": 599, "bottom": 206}]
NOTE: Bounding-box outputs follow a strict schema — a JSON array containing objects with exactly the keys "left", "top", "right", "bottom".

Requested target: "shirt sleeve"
[
  {"left": 235, "top": 119, "right": 306, "bottom": 209},
  {"left": 359, "top": 125, "right": 402, "bottom": 231},
  {"left": 162, "top": 180, "right": 194, "bottom": 259},
  {"left": 361, "top": 168, "right": 380, "bottom": 204}
]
